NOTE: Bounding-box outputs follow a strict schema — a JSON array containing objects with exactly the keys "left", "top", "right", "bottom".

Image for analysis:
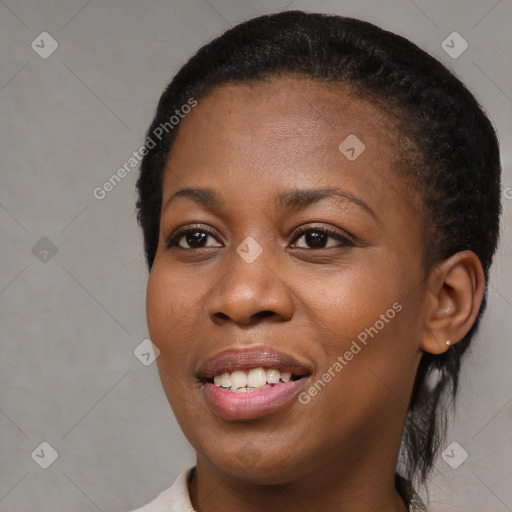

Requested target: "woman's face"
[{"left": 146, "top": 77, "right": 428, "bottom": 483}]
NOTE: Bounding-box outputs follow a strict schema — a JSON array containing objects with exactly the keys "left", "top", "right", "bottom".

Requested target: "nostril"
[{"left": 254, "top": 310, "right": 274, "bottom": 319}]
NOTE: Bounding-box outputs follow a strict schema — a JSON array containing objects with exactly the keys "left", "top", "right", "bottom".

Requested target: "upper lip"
[{"left": 197, "top": 345, "right": 312, "bottom": 380}]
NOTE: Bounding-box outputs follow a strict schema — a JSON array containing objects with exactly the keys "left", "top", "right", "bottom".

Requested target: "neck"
[{"left": 189, "top": 438, "right": 409, "bottom": 512}]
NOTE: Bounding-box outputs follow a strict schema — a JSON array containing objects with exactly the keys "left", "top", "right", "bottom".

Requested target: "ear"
[{"left": 421, "top": 251, "right": 485, "bottom": 355}]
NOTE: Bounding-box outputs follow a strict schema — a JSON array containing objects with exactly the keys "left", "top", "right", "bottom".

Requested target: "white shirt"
[{"left": 128, "top": 468, "right": 195, "bottom": 512}]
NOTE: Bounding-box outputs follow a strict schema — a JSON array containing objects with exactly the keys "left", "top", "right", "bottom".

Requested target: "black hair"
[{"left": 136, "top": 10, "right": 501, "bottom": 495}]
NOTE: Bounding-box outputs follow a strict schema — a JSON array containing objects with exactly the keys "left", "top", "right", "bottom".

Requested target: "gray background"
[{"left": 0, "top": 1, "right": 511, "bottom": 511}]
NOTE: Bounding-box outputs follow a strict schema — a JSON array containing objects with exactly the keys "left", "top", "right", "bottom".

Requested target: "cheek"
[
  {"left": 146, "top": 270, "right": 168, "bottom": 343},
  {"left": 301, "top": 264, "right": 400, "bottom": 340},
  {"left": 146, "top": 263, "right": 207, "bottom": 421},
  {"left": 300, "top": 263, "right": 420, "bottom": 393},
  {"left": 145, "top": 261, "right": 194, "bottom": 349}
]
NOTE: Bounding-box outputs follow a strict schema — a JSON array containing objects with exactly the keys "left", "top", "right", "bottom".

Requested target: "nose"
[{"left": 206, "top": 245, "right": 294, "bottom": 326}]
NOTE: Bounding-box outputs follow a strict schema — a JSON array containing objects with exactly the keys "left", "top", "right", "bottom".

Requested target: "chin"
[{"left": 199, "top": 442, "right": 311, "bottom": 485}]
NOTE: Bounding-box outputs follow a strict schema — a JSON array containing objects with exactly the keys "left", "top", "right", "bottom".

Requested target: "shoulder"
[{"left": 126, "top": 468, "right": 195, "bottom": 512}]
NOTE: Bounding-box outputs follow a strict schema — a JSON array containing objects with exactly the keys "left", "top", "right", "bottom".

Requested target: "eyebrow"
[{"left": 163, "top": 187, "right": 376, "bottom": 219}]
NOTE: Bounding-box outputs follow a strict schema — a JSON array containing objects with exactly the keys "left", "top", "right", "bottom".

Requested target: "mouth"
[{"left": 197, "top": 346, "right": 311, "bottom": 420}]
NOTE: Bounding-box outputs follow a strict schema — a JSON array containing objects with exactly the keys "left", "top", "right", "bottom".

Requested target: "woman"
[{"left": 130, "top": 10, "right": 501, "bottom": 512}]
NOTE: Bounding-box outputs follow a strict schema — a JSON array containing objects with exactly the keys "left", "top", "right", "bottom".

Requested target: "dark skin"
[{"left": 146, "top": 76, "right": 484, "bottom": 512}]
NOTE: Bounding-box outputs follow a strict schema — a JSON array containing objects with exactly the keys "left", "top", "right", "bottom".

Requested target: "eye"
[
  {"left": 165, "top": 225, "right": 222, "bottom": 250},
  {"left": 290, "top": 225, "right": 355, "bottom": 249},
  {"left": 165, "top": 224, "right": 356, "bottom": 251}
]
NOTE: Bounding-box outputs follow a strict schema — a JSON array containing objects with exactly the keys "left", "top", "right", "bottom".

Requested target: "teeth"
[
  {"left": 230, "top": 385, "right": 271, "bottom": 393},
  {"left": 212, "top": 367, "right": 296, "bottom": 391},
  {"left": 280, "top": 372, "right": 291, "bottom": 382},
  {"left": 213, "top": 372, "right": 231, "bottom": 388},
  {"left": 247, "top": 368, "right": 267, "bottom": 388},
  {"left": 266, "top": 369, "right": 281, "bottom": 384},
  {"left": 231, "top": 370, "right": 247, "bottom": 389}
]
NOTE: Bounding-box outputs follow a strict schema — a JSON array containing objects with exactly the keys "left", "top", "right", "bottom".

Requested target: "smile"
[{"left": 198, "top": 346, "right": 311, "bottom": 420}]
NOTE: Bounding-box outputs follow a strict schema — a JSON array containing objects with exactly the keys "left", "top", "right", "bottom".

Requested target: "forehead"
[
  {"left": 163, "top": 76, "right": 419, "bottom": 218},
  {"left": 175, "top": 77, "right": 396, "bottom": 152}
]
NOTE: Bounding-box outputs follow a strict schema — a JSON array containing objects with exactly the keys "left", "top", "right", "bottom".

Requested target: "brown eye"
[
  {"left": 291, "top": 226, "right": 355, "bottom": 249},
  {"left": 165, "top": 225, "right": 222, "bottom": 250}
]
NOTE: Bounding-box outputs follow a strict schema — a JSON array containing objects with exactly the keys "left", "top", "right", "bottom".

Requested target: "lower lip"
[{"left": 203, "top": 378, "right": 308, "bottom": 421}]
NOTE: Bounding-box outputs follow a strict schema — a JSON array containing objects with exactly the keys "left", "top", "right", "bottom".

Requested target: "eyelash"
[
  {"left": 165, "top": 224, "right": 356, "bottom": 250},
  {"left": 165, "top": 225, "right": 219, "bottom": 249}
]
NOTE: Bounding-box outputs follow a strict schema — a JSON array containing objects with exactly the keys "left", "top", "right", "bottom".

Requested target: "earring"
[{"left": 446, "top": 340, "right": 451, "bottom": 346}]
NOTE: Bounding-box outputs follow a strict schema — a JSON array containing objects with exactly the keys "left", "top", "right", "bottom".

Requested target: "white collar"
[{"left": 127, "top": 468, "right": 195, "bottom": 512}]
